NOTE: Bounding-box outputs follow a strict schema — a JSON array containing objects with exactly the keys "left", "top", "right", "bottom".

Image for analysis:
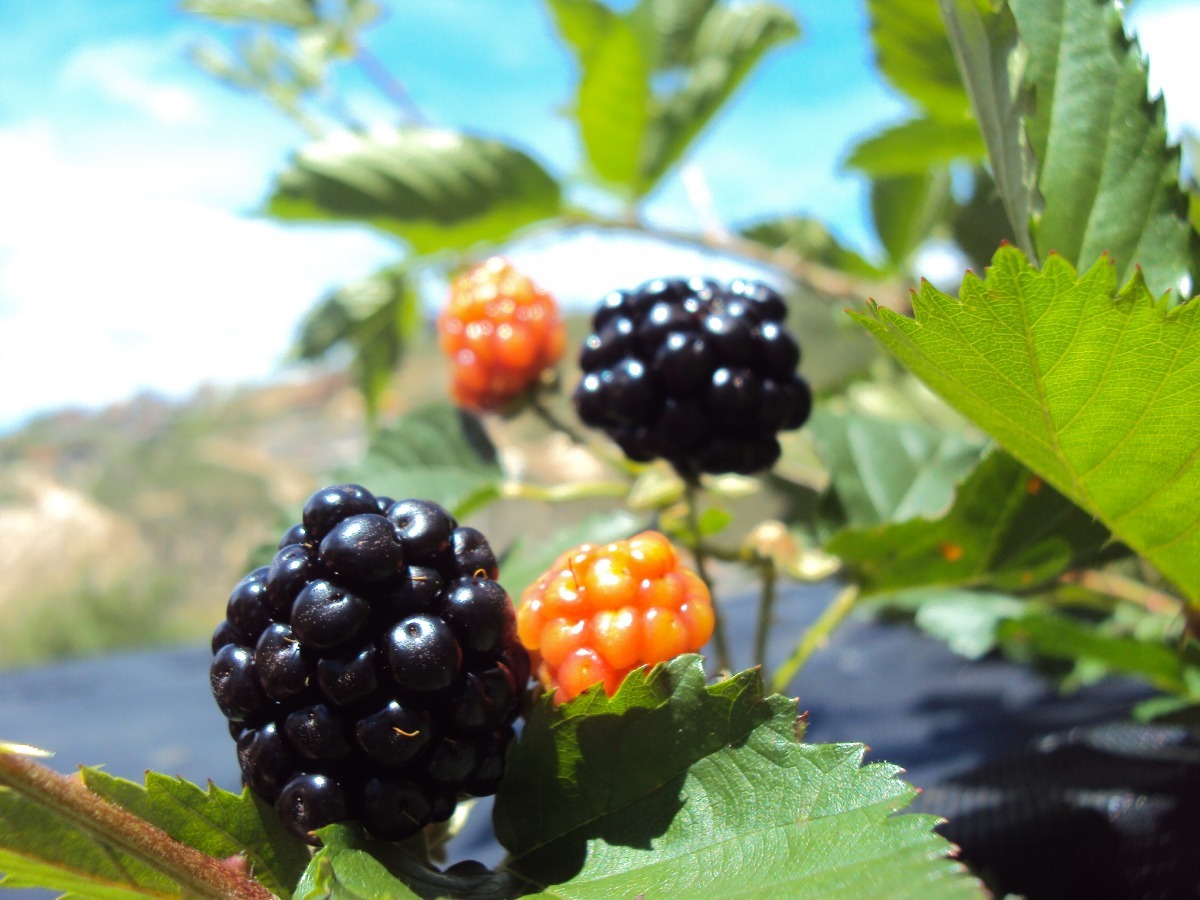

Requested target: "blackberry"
[
  {"left": 210, "top": 484, "right": 528, "bottom": 845},
  {"left": 572, "top": 276, "right": 812, "bottom": 476}
]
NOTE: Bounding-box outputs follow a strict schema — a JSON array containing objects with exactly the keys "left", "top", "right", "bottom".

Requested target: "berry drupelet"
[
  {"left": 573, "top": 276, "right": 812, "bottom": 476},
  {"left": 210, "top": 485, "right": 529, "bottom": 844}
]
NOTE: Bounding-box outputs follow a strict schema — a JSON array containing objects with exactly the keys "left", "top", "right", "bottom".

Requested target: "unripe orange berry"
[
  {"left": 519, "top": 530, "right": 714, "bottom": 703},
  {"left": 437, "top": 257, "right": 565, "bottom": 413}
]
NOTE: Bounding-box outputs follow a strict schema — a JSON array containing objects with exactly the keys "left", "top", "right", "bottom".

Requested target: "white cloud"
[
  {"left": 1128, "top": 0, "right": 1200, "bottom": 139},
  {"left": 0, "top": 121, "right": 397, "bottom": 431},
  {"left": 60, "top": 37, "right": 209, "bottom": 126}
]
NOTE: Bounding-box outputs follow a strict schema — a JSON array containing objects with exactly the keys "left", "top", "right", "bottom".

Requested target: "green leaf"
[
  {"left": 575, "top": 16, "right": 653, "bottom": 191},
  {"left": 500, "top": 509, "right": 642, "bottom": 602},
  {"left": 866, "top": 0, "right": 971, "bottom": 119},
  {"left": 182, "top": 0, "right": 317, "bottom": 27},
  {"left": 632, "top": 0, "right": 719, "bottom": 69},
  {"left": 998, "top": 611, "right": 1190, "bottom": 694},
  {"left": 296, "top": 267, "right": 420, "bottom": 420},
  {"left": 871, "top": 170, "right": 952, "bottom": 270},
  {"left": 0, "top": 788, "right": 175, "bottom": 897},
  {"left": 344, "top": 402, "right": 503, "bottom": 518},
  {"left": 829, "top": 449, "right": 1115, "bottom": 596},
  {"left": 1010, "top": 0, "right": 1199, "bottom": 296},
  {"left": 938, "top": 0, "right": 1038, "bottom": 260},
  {"left": 873, "top": 588, "right": 1026, "bottom": 659},
  {"left": 495, "top": 656, "right": 981, "bottom": 897},
  {"left": 853, "top": 246, "right": 1200, "bottom": 601},
  {"left": 545, "top": 0, "right": 616, "bottom": 62},
  {"left": 79, "top": 770, "right": 308, "bottom": 899},
  {"left": 268, "top": 127, "right": 561, "bottom": 254},
  {"left": 741, "top": 216, "right": 883, "bottom": 279},
  {"left": 846, "top": 116, "right": 985, "bottom": 177},
  {"left": 951, "top": 167, "right": 1017, "bottom": 271},
  {"left": 639, "top": 2, "right": 799, "bottom": 190},
  {"left": 808, "top": 409, "right": 987, "bottom": 528}
]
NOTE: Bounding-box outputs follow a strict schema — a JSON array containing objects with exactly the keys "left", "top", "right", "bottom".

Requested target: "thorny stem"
[
  {"left": 0, "top": 746, "right": 275, "bottom": 900},
  {"left": 527, "top": 392, "right": 589, "bottom": 447},
  {"left": 683, "top": 478, "right": 731, "bottom": 673},
  {"left": 354, "top": 42, "right": 428, "bottom": 124},
  {"left": 568, "top": 217, "right": 911, "bottom": 312},
  {"left": 500, "top": 480, "right": 630, "bottom": 504},
  {"left": 752, "top": 557, "right": 779, "bottom": 671},
  {"left": 772, "top": 585, "right": 859, "bottom": 694},
  {"left": 1061, "top": 569, "right": 1199, "bottom": 636}
]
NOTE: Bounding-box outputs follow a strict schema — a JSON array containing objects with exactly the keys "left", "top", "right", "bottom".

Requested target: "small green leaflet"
[
  {"left": 494, "top": 656, "right": 982, "bottom": 898},
  {"left": 807, "top": 409, "right": 986, "bottom": 529},
  {"left": 828, "top": 448, "right": 1114, "bottom": 596},
  {"left": 853, "top": 246, "right": 1199, "bottom": 601},
  {"left": 343, "top": 402, "right": 503, "bottom": 520},
  {"left": 268, "top": 127, "right": 562, "bottom": 255},
  {"left": 80, "top": 769, "right": 309, "bottom": 899}
]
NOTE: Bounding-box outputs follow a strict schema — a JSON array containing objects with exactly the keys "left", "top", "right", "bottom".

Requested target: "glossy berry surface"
[
  {"left": 437, "top": 256, "right": 566, "bottom": 413},
  {"left": 517, "top": 531, "right": 714, "bottom": 704},
  {"left": 573, "top": 276, "right": 812, "bottom": 476},
  {"left": 210, "top": 484, "right": 528, "bottom": 844}
]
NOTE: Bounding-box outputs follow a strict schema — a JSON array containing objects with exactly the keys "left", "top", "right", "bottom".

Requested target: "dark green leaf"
[
  {"left": 938, "top": 0, "right": 1038, "bottom": 259},
  {"left": 79, "top": 770, "right": 308, "bottom": 899},
  {"left": 951, "top": 167, "right": 1017, "bottom": 270},
  {"left": 495, "top": 657, "right": 980, "bottom": 896},
  {"left": 344, "top": 403, "right": 503, "bottom": 518},
  {"left": 296, "top": 267, "right": 419, "bottom": 420},
  {"left": 741, "top": 216, "right": 883, "bottom": 278},
  {"left": 829, "top": 449, "right": 1116, "bottom": 596},
  {"left": 268, "top": 127, "right": 561, "bottom": 254},
  {"left": 808, "top": 409, "right": 987, "bottom": 528},
  {"left": 632, "top": 0, "right": 719, "bottom": 69},
  {"left": 998, "top": 612, "right": 1189, "bottom": 694},
  {"left": 639, "top": 2, "right": 799, "bottom": 190},
  {"left": 1009, "top": 0, "right": 1199, "bottom": 296},
  {"left": 871, "top": 169, "right": 952, "bottom": 269},
  {"left": 846, "top": 116, "right": 985, "bottom": 177},
  {"left": 499, "top": 510, "right": 641, "bottom": 602},
  {"left": 866, "top": 0, "right": 971, "bottom": 119},
  {"left": 182, "top": 0, "right": 317, "bottom": 27}
]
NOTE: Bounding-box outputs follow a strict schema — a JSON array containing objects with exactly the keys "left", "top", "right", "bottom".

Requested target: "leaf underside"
[{"left": 853, "top": 246, "right": 1200, "bottom": 601}]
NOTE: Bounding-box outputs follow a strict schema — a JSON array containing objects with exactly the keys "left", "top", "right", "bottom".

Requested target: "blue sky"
[{"left": 0, "top": 0, "right": 1196, "bottom": 432}]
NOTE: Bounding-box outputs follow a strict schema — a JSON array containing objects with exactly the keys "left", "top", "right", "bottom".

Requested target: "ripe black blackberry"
[
  {"left": 573, "top": 277, "right": 811, "bottom": 476},
  {"left": 210, "top": 486, "right": 528, "bottom": 845}
]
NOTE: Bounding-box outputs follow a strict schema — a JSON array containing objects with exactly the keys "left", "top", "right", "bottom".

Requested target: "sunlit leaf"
[
  {"left": 854, "top": 247, "right": 1200, "bottom": 600},
  {"left": 846, "top": 116, "right": 985, "bottom": 177},
  {"left": 494, "top": 656, "right": 982, "bottom": 897}
]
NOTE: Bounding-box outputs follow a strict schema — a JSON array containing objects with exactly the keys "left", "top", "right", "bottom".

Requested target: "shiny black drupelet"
[
  {"left": 573, "top": 277, "right": 812, "bottom": 476},
  {"left": 210, "top": 485, "right": 529, "bottom": 844}
]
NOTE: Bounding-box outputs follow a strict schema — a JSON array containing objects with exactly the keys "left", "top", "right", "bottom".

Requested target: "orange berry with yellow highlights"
[
  {"left": 437, "top": 257, "right": 566, "bottom": 413},
  {"left": 516, "top": 530, "right": 714, "bottom": 703}
]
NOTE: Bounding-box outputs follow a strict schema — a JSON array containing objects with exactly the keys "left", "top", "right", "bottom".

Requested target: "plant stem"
[
  {"left": 752, "top": 557, "right": 778, "bottom": 670},
  {"left": 500, "top": 480, "right": 631, "bottom": 504},
  {"left": 772, "top": 585, "right": 859, "bottom": 694},
  {"left": 683, "top": 478, "right": 731, "bottom": 673},
  {"left": 0, "top": 748, "right": 275, "bottom": 900},
  {"left": 1060, "top": 569, "right": 1199, "bottom": 636},
  {"left": 527, "top": 392, "right": 588, "bottom": 447}
]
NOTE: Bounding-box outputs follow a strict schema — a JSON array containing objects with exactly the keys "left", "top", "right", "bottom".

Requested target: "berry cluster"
[
  {"left": 573, "top": 277, "right": 812, "bottom": 476},
  {"left": 517, "top": 531, "right": 714, "bottom": 704},
  {"left": 438, "top": 257, "right": 566, "bottom": 413},
  {"left": 210, "top": 484, "right": 529, "bottom": 844}
]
